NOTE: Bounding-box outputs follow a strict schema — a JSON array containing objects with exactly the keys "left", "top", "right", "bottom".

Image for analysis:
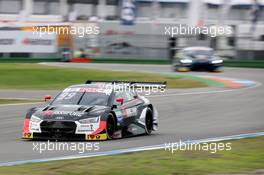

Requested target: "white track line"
[{"left": 0, "top": 131, "right": 263, "bottom": 166}]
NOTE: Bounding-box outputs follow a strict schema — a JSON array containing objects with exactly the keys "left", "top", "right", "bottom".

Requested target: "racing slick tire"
[
  {"left": 106, "top": 113, "right": 116, "bottom": 139},
  {"left": 145, "top": 108, "right": 153, "bottom": 135}
]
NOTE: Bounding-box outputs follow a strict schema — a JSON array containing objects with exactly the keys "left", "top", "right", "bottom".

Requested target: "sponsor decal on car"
[
  {"left": 86, "top": 134, "right": 107, "bottom": 140},
  {"left": 77, "top": 124, "right": 95, "bottom": 132},
  {"left": 23, "top": 132, "right": 33, "bottom": 139},
  {"left": 53, "top": 111, "right": 83, "bottom": 117},
  {"left": 121, "top": 107, "right": 137, "bottom": 118},
  {"left": 63, "top": 87, "right": 111, "bottom": 95},
  {"left": 43, "top": 110, "right": 53, "bottom": 117}
]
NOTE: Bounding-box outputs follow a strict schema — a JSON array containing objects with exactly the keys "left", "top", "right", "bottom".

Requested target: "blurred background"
[{"left": 0, "top": 0, "right": 263, "bottom": 62}]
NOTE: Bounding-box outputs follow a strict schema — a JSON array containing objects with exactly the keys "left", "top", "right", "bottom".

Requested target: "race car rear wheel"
[
  {"left": 145, "top": 108, "right": 153, "bottom": 135},
  {"left": 106, "top": 114, "right": 116, "bottom": 139}
]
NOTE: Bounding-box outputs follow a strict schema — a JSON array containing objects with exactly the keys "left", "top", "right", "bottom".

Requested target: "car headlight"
[
  {"left": 211, "top": 60, "right": 223, "bottom": 64},
  {"left": 180, "top": 59, "right": 192, "bottom": 64},
  {"left": 30, "top": 115, "right": 42, "bottom": 123},
  {"left": 79, "top": 117, "right": 99, "bottom": 124}
]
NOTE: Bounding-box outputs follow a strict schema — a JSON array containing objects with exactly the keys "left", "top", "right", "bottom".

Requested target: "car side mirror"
[
  {"left": 44, "top": 95, "right": 52, "bottom": 102},
  {"left": 116, "top": 97, "right": 124, "bottom": 105}
]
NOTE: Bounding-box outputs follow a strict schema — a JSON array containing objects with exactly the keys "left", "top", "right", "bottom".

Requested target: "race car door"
[{"left": 115, "top": 91, "right": 142, "bottom": 126}]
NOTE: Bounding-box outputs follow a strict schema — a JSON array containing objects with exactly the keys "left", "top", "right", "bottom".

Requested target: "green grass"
[
  {"left": 0, "top": 99, "right": 40, "bottom": 104},
  {"left": 0, "top": 63, "right": 207, "bottom": 90},
  {"left": 92, "top": 58, "right": 170, "bottom": 64},
  {"left": 224, "top": 60, "right": 264, "bottom": 68},
  {"left": 92, "top": 58, "right": 264, "bottom": 68},
  {"left": 0, "top": 58, "right": 61, "bottom": 63},
  {"left": 0, "top": 137, "right": 263, "bottom": 175},
  {"left": 93, "top": 59, "right": 264, "bottom": 68},
  {"left": 1, "top": 57, "right": 264, "bottom": 68}
]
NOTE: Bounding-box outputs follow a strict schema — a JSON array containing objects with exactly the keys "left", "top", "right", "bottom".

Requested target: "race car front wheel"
[
  {"left": 145, "top": 108, "right": 153, "bottom": 135},
  {"left": 106, "top": 114, "right": 116, "bottom": 139}
]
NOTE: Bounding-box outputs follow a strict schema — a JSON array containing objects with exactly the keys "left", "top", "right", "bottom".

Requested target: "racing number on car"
[
  {"left": 84, "top": 124, "right": 94, "bottom": 131},
  {"left": 57, "top": 92, "right": 76, "bottom": 100},
  {"left": 121, "top": 106, "right": 128, "bottom": 118},
  {"left": 121, "top": 107, "right": 137, "bottom": 118}
]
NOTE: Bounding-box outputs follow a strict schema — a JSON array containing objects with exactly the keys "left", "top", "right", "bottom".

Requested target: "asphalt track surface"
[{"left": 0, "top": 63, "right": 263, "bottom": 164}]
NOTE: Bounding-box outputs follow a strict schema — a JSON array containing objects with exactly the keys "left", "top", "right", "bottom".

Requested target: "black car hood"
[
  {"left": 190, "top": 55, "right": 211, "bottom": 61},
  {"left": 33, "top": 105, "right": 110, "bottom": 121}
]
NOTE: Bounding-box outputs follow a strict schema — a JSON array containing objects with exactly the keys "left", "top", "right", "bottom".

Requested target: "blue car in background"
[{"left": 173, "top": 47, "right": 223, "bottom": 72}]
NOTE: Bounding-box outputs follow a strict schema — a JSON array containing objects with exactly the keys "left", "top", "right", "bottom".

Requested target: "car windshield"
[
  {"left": 184, "top": 50, "right": 213, "bottom": 57},
  {"left": 51, "top": 91, "right": 110, "bottom": 106}
]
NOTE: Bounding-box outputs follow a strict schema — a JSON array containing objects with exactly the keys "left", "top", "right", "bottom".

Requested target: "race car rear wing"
[{"left": 85, "top": 80, "right": 167, "bottom": 88}]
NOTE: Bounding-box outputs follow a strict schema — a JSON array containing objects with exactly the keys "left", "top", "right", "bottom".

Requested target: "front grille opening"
[{"left": 40, "top": 121, "right": 76, "bottom": 134}]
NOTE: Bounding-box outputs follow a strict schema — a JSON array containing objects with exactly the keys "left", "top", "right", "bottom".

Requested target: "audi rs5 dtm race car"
[{"left": 22, "top": 81, "right": 166, "bottom": 141}]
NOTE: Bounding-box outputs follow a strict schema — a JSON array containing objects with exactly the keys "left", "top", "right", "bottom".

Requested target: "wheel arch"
[
  {"left": 109, "top": 111, "right": 118, "bottom": 131},
  {"left": 147, "top": 104, "right": 159, "bottom": 131},
  {"left": 147, "top": 104, "right": 153, "bottom": 111},
  {"left": 25, "top": 107, "right": 38, "bottom": 119}
]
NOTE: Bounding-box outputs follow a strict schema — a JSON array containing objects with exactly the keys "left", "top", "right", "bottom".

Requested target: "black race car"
[
  {"left": 22, "top": 81, "right": 165, "bottom": 140},
  {"left": 173, "top": 47, "right": 223, "bottom": 72}
]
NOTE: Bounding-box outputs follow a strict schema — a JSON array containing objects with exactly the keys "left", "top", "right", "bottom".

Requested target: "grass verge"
[
  {"left": 92, "top": 58, "right": 170, "bottom": 64},
  {"left": 0, "top": 58, "right": 61, "bottom": 63},
  {"left": 0, "top": 137, "right": 263, "bottom": 175},
  {"left": 0, "top": 63, "right": 208, "bottom": 90},
  {"left": 224, "top": 60, "right": 264, "bottom": 68},
  {"left": 93, "top": 59, "right": 264, "bottom": 68},
  {"left": 1, "top": 58, "right": 264, "bottom": 68},
  {"left": 0, "top": 99, "right": 40, "bottom": 105}
]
